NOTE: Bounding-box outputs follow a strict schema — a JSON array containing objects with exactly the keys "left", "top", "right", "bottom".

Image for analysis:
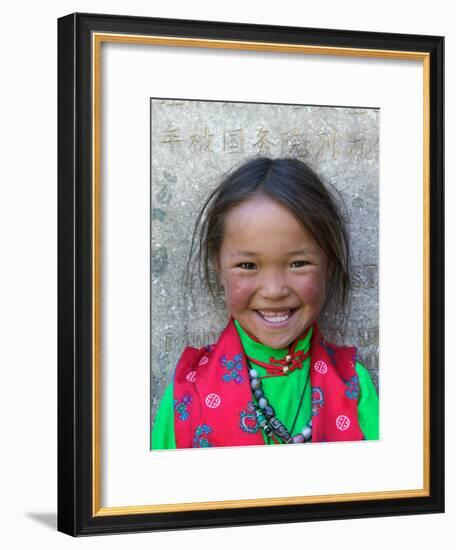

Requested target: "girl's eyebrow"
[
  {"left": 289, "top": 248, "right": 314, "bottom": 255},
  {"left": 228, "top": 250, "right": 257, "bottom": 258},
  {"left": 229, "top": 248, "right": 315, "bottom": 258}
]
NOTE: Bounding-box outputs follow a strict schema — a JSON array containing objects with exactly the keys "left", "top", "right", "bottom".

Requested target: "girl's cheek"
[
  {"left": 297, "top": 272, "right": 327, "bottom": 303},
  {"left": 223, "top": 276, "right": 253, "bottom": 310}
]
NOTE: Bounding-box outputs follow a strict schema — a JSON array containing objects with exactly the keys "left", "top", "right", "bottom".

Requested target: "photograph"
[{"left": 150, "top": 99, "right": 380, "bottom": 450}]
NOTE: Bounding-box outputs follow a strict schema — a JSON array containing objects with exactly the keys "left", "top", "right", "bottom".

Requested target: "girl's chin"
[
  {"left": 243, "top": 311, "right": 314, "bottom": 348},
  {"left": 250, "top": 322, "right": 305, "bottom": 349}
]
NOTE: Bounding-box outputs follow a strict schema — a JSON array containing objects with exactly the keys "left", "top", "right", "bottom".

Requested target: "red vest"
[{"left": 173, "top": 319, "right": 363, "bottom": 448}]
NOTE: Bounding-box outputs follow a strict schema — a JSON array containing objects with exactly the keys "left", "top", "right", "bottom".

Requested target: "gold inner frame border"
[{"left": 91, "top": 32, "right": 431, "bottom": 517}]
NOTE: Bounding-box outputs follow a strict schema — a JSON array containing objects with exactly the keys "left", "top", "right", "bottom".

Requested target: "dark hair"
[{"left": 186, "top": 157, "right": 351, "bottom": 316}]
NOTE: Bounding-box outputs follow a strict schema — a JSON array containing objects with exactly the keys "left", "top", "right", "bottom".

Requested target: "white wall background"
[{"left": 0, "top": 0, "right": 451, "bottom": 547}]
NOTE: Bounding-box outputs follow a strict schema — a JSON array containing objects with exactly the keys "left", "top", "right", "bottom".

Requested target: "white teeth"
[{"left": 258, "top": 310, "right": 292, "bottom": 323}]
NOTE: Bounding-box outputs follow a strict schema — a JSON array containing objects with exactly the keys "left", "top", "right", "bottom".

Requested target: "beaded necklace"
[{"left": 245, "top": 331, "right": 313, "bottom": 444}]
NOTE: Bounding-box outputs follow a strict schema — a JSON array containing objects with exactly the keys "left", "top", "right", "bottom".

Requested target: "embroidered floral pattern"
[
  {"left": 173, "top": 394, "right": 192, "bottom": 421},
  {"left": 192, "top": 424, "right": 213, "bottom": 447},
  {"left": 311, "top": 386, "right": 325, "bottom": 416},
  {"left": 344, "top": 375, "right": 360, "bottom": 400},
  {"left": 220, "top": 353, "right": 244, "bottom": 384},
  {"left": 239, "top": 401, "right": 259, "bottom": 434}
]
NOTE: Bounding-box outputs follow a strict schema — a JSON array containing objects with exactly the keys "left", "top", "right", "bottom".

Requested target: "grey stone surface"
[{"left": 150, "top": 99, "right": 379, "bottom": 428}]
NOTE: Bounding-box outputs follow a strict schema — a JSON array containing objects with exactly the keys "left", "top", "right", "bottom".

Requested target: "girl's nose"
[{"left": 258, "top": 271, "right": 291, "bottom": 300}]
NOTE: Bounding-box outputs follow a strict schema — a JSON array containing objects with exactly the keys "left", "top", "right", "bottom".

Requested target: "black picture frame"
[{"left": 58, "top": 12, "right": 444, "bottom": 536}]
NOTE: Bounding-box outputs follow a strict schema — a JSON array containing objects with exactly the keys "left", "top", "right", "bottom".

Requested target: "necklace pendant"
[{"left": 270, "top": 416, "right": 290, "bottom": 441}]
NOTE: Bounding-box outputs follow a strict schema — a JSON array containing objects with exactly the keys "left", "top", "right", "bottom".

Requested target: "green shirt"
[{"left": 152, "top": 321, "right": 379, "bottom": 449}]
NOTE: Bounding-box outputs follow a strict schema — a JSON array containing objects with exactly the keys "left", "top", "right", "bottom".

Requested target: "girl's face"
[{"left": 217, "top": 194, "right": 329, "bottom": 349}]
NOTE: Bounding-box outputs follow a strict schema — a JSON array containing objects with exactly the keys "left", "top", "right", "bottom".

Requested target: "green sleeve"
[
  {"left": 355, "top": 362, "right": 379, "bottom": 440},
  {"left": 151, "top": 383, "right": 176, "bottom": 450}
]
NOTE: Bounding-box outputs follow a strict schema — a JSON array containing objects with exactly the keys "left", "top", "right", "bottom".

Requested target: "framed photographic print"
[{"left": 58, "top": 12, "right": 444, "bottom": 536}]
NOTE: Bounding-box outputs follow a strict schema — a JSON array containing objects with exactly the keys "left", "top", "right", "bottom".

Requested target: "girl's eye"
[
  {"left": 290, "top": 260, "right": 309, "bottom": 268},
  {"left": 238, "top": 262, "right": 256, "bottom": 270}
]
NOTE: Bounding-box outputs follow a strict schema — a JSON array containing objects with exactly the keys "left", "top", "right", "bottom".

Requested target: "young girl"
[{"left": 152, "top": 157, "right": 379, "bottom": 449}]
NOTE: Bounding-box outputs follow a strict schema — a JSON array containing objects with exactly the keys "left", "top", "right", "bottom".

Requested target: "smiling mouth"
[{"left": 256, "top": 309, "right": 297, "bottom": 324}]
